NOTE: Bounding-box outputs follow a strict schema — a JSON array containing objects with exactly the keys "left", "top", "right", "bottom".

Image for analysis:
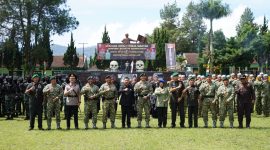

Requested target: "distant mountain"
[{"left": 51, "top": 44, "right": 96, "bottom": 58}]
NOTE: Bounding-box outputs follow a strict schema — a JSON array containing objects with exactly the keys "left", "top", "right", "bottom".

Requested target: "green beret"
[
  {"left": 32, "top": 74, "right": 39, "bottom": 79},
  {"left": 223, "top": 77, "right": 229, "bottom": 81},
  {"left": 50, "top": 76, "right": 56, "bottom": 81},
  {"left": 188, "top": 76, "right": 195, "bottom": 80},
  {"left": 171, "top": 72, "right": 179, "bottom": 77}
]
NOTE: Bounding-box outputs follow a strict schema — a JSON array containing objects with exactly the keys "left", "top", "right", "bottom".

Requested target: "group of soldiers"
[{"left": 0, "top": 71, "right": 269, "bottom": 130}]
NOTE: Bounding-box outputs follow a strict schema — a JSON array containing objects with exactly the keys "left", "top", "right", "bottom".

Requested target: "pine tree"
[
  {"left": 63, "top": 33, "right": 79, "bottom": 67},
  {"left": 96, "top": 26, "right": 110, "bottom": 69},
  {"left": 152, "top": 28, "right": 169, "bottom": 70}
]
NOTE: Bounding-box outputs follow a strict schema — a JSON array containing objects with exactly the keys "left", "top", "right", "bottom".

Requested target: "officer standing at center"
[
  {"left": 43, "top": 76, "right": 63, "bottom": 130},
  {"left": 169, "top": 72, "right": 185, "bottom": 128},
  {"left": 214, "top": 77, "right": 235, "bottom": 128},
  {"left": 99, "top": 75, "right": 118, "bottom": 129},
  {"left": 199, "top": 75, "right": 218, "bottom": 128},
  {"left": 80, "top": 76, "right": 100, "bottom": 129},
  {"left": 134, "top": 73, "right": 153, "bottom": 128}
]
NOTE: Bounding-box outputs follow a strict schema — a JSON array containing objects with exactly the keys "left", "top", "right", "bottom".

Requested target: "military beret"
[
  {"left": 223, "top": 77, "right": 229, "bottom": 81},
  {"left": 50, "top": 76, "right": 56, "bottom": 81},
  {"left": 87, "top": 76, "right": 94, "bottom": 80},
  {"left": 206, "top": 74, "right": 212, "bottom": 78},
  {"left": 171, "top": 72, "right": 179, "bottom": 77},
  {"left": 105, "top": 75, "right": 111, "bottom": 79},
  {"left": 139, "top": 73, "right": 147, "bottom": 77},
  {"left": 188, "top": 76, "right": 195, "bottom": 81},
  {"left": 32, "top": 74, "right": 39, "bottom": 79}
]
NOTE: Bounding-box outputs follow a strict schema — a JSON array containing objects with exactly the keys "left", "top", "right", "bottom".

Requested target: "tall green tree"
[
  {"left": 178, "top": 2, "right": 206, "bottom": 53},
  {"left": 235, "top": 8, "right": 259, "bottom": 68},
  {"left": 159, "top": 1, "right": 181, "bottom": 43},
  {"left": 63, "top": 33, "right": 79, "bottom": 68},
  {"left": 96, "top": 26, "right": 110, "bottom": 70},
  {"left": 152, "top": 28, "right": 169, "bottom": 70},
  {"left": 198, "top": 0, "right": 231, "bottom": 73},
  {"left": 0, "top": 0, "right": 79, "bottom": 74},
  {"left": 2, "top": 27, "right": 22, "bottom": 73}
]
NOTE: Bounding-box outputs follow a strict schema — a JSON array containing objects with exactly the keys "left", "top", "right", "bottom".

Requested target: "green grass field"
[{"left": 0, "top": 104, "right": 269, "bottom": 150}]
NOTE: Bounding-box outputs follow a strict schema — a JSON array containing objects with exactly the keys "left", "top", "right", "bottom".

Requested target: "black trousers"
[
  {"left": 121, "top": 105, "right": 132, "bottom": 127},
  {"left": 29, "top": 104, "right": 43, "bottom": 129},
  {"left": 238, "top": 102, "right": 251, "bottom": 127},
  {"left": 188, "top": 106, "right": 198, "bottom": 128},
  {"left": 170, "top": 102, "right": 178, "bottom": 126},
  {"left": 179, "top": 101, "right": 185, "bottom": 127},
  {"left": 66, "top": 105, "right": 79, "bottom": 128},
  {"left": 157, "top": 107, "right": 167, "bottom": 127}
]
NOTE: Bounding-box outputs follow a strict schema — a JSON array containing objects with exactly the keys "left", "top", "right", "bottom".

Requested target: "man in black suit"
[{"left": 119, "top": 77, "right": 134, "bottom": 128}]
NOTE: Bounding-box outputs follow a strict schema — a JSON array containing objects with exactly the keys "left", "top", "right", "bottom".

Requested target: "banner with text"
[
  {"left": 97, "top": 43, "right": 156, "bottom": 60},
  {"left": 165, "top": 43, "right": 176, "bottom": 70}
]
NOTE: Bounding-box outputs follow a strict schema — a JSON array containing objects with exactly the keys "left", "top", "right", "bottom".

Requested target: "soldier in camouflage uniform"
[
  {"left": 253, "top": 76, "right": 263, "bottom": 115},
  {"left": 232, "top": 73, "right": 242, "bottom": 112},
  {"left": 261, "top": 74, "right": 270, "bottom": 117},
  {"left": 42, "top": 76, "right": 50, "bottom": 120},
  {"left": 214, "top": 77, "right": 235, "bottom": 128},
  {"left": 80, "top": 76, "right": 100, "bottom": 129},
  {"left": 43, "top": 76, "right": 63, "bottom": 130},
  {"left": 199, "top": 75, "right": 218, "bottom": 128},
  {"left": 195, "top": 75, "right": 204, "bottom": 117},
  {"left": 134, "top": 73, "right": 153, "bottom": 128},
  {"left": 99, "top": 75, "right": 118, "bottom": 129}
]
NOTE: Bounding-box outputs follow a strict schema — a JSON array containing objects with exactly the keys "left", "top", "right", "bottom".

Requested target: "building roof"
[
  {"left": 183, "top": 53, "right": 199, "bottom": 65},
  {"left": 51, "top": 56, "right": 85, "bottom": 68}
]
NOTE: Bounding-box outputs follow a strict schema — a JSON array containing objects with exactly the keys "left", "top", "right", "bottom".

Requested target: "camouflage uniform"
[
  {"left": 99, "top": 82, "right": 118, "bottom": 128},
  {"left": 195, "top": 79, "right": 203, "bottom": 117},
  {"left": 134, "top": 80, "right": 153, "bottom": 127},
  {"left": 43, "top": 83, "right": 63, "bottom": 129},
  {"left": 253, "top": 80, "right": 263, "bottom": 115},
  {"left": 199, "top": 81, "right": 218, "bottom": 127},
  {"left": 261, "top": 80, "right": 270, "bottom": 117},
  {"left": 232, "top": 79, "right": 241, "bottom": 112},
  {"left": 215, "top": 84, "right": 235, "bottom": 128},
  {"left": 80, "top": 83, "right": 99, "bottom": 129},
  {"left": 215, "top": 79, "right": 224, "bottom": 115}
]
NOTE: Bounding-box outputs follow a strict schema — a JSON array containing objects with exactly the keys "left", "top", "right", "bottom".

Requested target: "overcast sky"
[{"left": 51, "top": 0, "right": 270, "bottom": 47}]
